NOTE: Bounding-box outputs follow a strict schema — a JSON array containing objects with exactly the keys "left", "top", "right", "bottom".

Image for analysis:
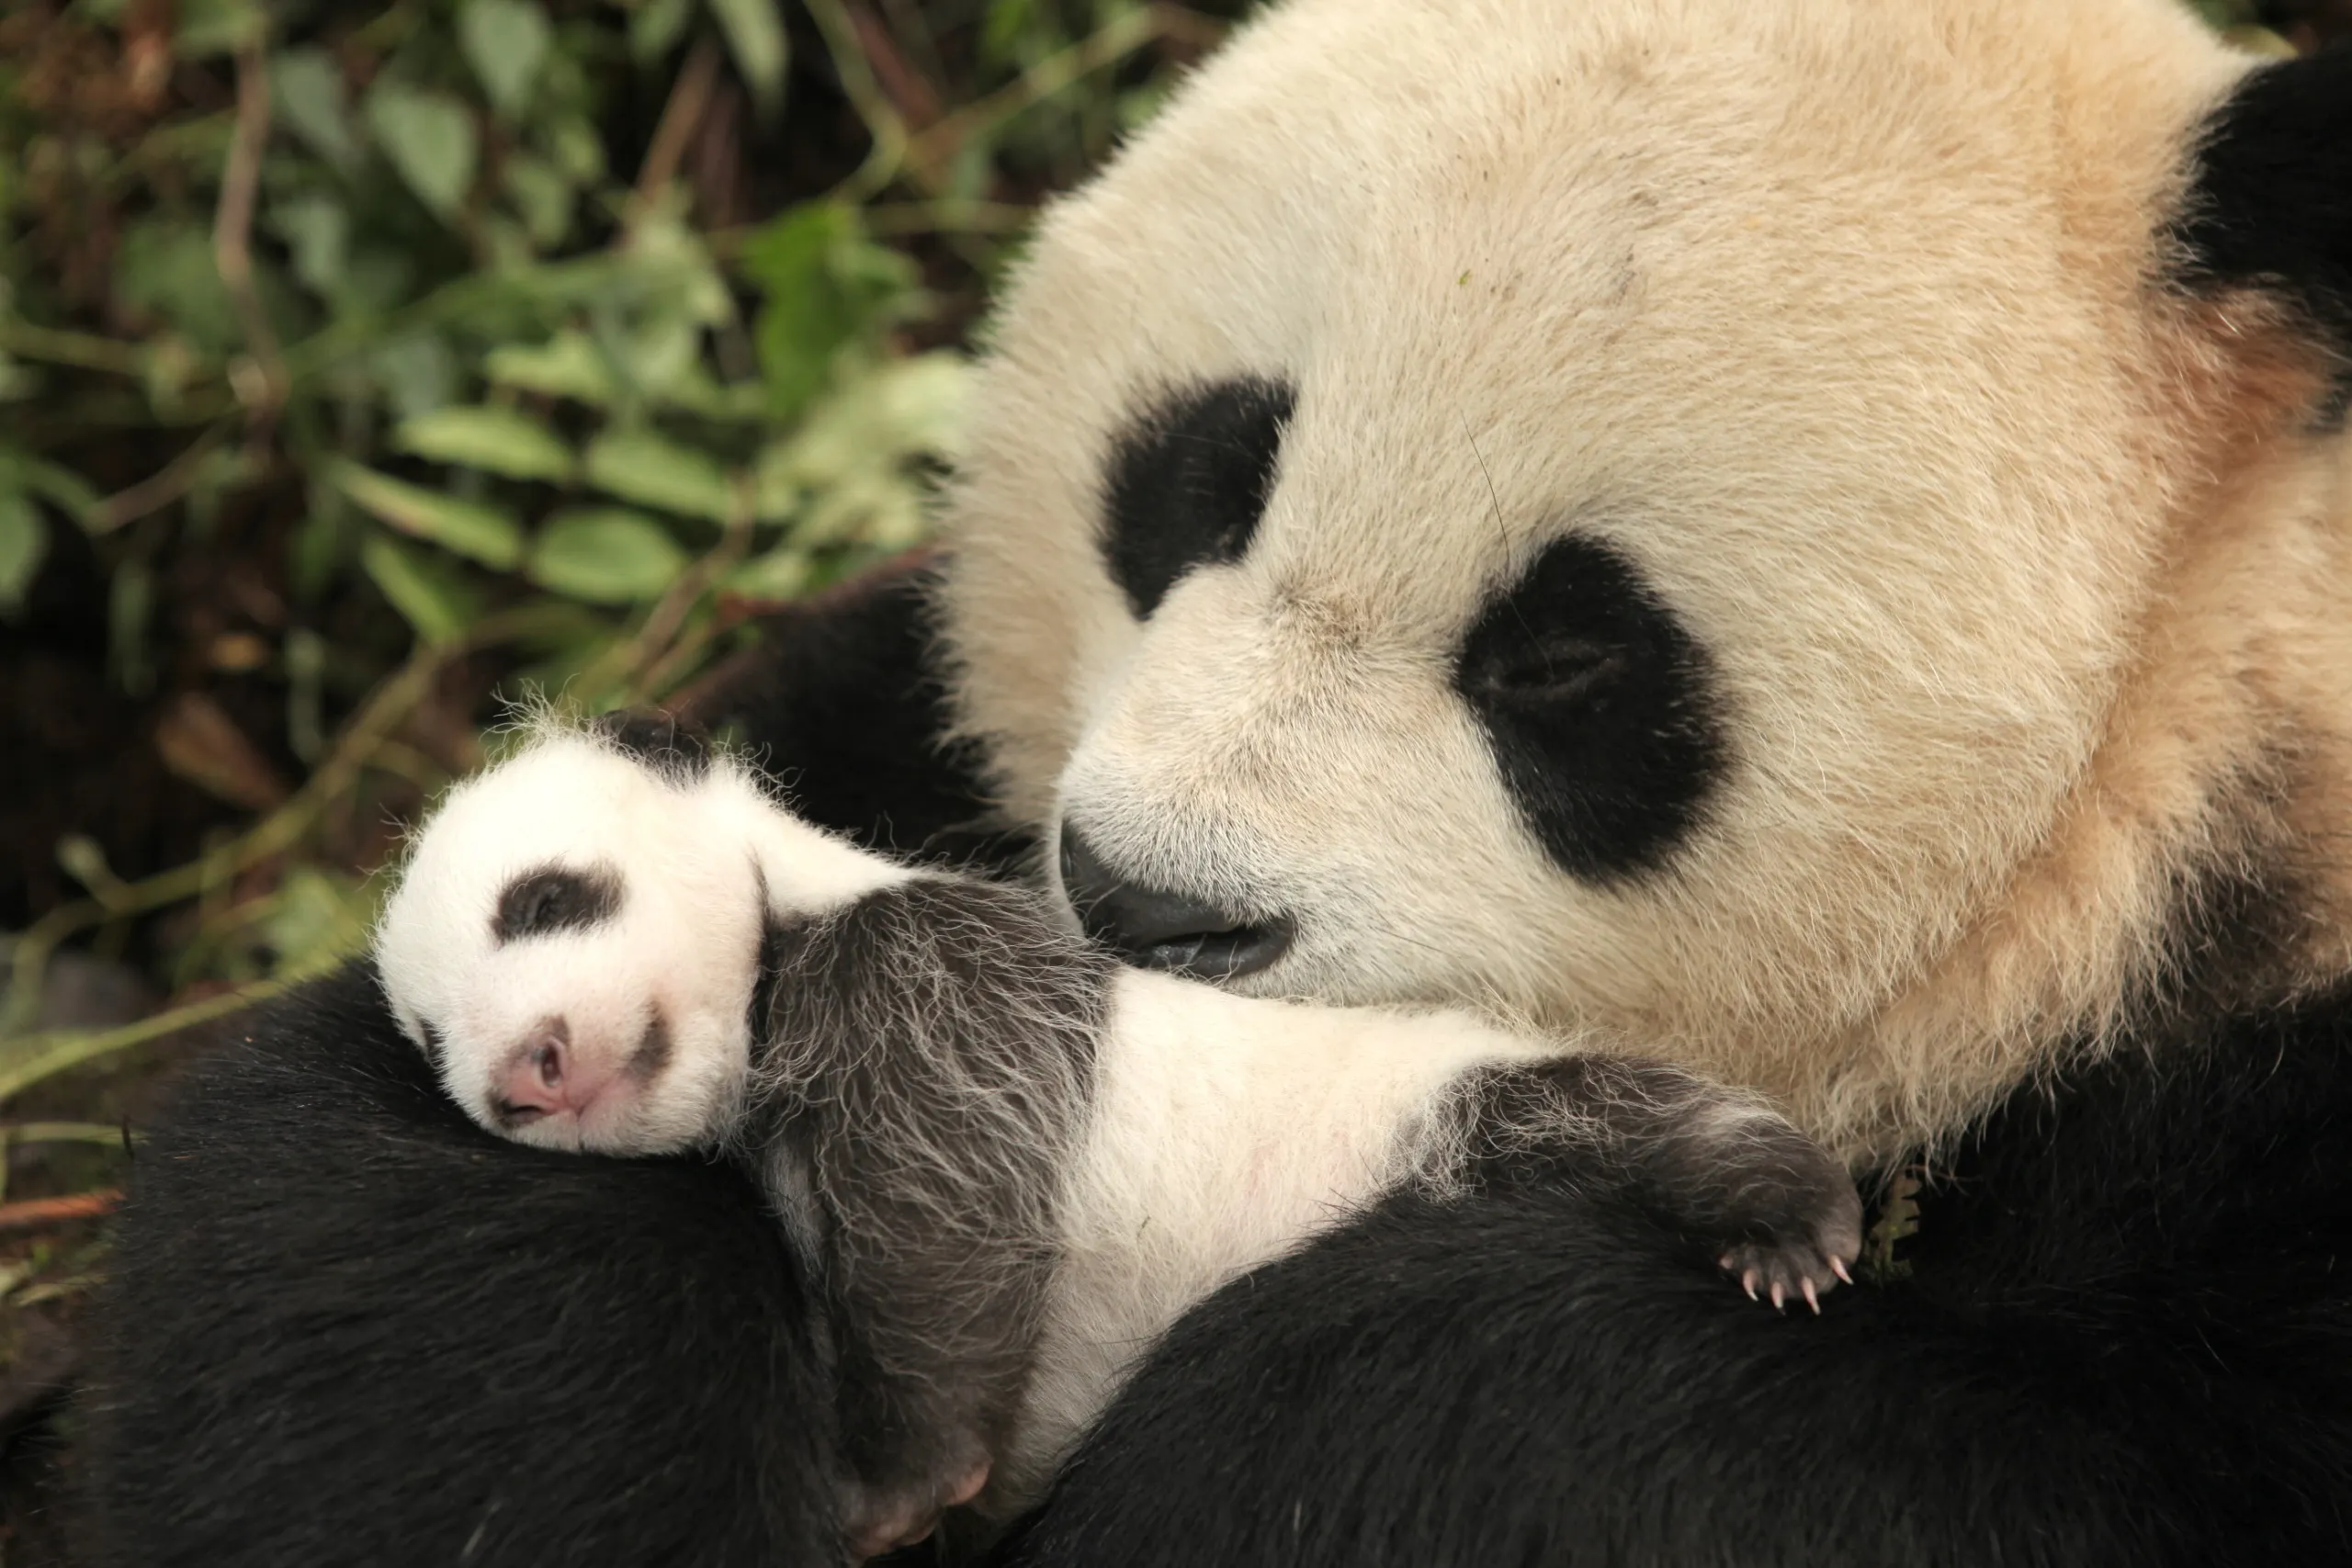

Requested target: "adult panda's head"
[{"left": 936, "top": 0, "right": 2352, "bottom": 1161}]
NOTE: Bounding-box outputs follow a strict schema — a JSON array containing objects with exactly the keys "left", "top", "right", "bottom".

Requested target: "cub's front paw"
[{"left": 1702, "top": 1119, "right": 1863, "bottom": 1313}]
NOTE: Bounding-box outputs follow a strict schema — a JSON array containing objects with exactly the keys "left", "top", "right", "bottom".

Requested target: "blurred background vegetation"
[{"left": 0, "top": 0, "right": 2341, "bottom": 1555}]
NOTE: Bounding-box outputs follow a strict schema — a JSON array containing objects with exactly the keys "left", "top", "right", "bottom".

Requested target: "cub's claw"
[{"left": 1704, "top": 1122, "right": 1864, "bottom": 1313}]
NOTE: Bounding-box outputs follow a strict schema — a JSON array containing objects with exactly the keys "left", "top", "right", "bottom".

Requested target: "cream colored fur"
[{"left": 938, "top": 0, "right": 2352, "bottom": 1165}]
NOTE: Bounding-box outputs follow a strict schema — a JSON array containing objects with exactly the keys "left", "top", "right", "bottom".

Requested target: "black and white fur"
[
  {"left": 371, "top": 724, "right": 1859, "bottom": 1551},
  {"left": 82, "top": 5, "right": 2352, "bottom": 1563}
]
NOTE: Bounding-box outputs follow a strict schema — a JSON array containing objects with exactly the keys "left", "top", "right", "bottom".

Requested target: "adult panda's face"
[{"left": 939, "top": 0, "right": 2343, "bottom": 1129}]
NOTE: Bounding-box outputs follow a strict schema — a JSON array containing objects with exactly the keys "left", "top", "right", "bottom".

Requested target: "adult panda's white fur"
[
  {"left": 937, "top": 0, "right": 2352, "bottom": 1167},
  {"left": 372, "top": 725, "right": 1860, "bottom": 1545}
]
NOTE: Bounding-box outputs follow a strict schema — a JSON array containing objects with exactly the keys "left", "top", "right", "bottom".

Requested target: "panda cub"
[{"left": 373, "top": 719, "right": 1861, "bottom": 1553}]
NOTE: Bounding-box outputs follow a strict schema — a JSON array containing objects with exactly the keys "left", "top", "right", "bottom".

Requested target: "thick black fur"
[
  {"left": 81, "top": 965, "right": 842, "bottom": 1568},
  {"left": 1099, "top": 378, "right": 1295, "bottom": 618},
  {"left": 2177, "top": 49, "right": 2352, "bottom": 382},
  {"left": 682, "top": 552, "right": 1021, "bottom": 871},
  {"left": 992, "top": 989, "right": 2352, "bottom": 1568},
  {"left": 1453, "top": 533, "right": 1727, "bottom": 884}
]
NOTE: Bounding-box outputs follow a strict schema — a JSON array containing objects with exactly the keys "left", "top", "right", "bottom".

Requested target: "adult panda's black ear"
[{"left": 2176, "top": 50, "right": 2352, "bottom": 370}]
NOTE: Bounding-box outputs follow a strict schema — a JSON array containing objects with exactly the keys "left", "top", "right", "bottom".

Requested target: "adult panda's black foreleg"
[
  {"left": 992, "top": 989, "right": 2352, "bottom": 1568},
  {"left": 679, "top": 552, "right": 1026, "bottom": 874},
  {"left": 80, "top": 967, "right": 845, "bottom": 1568}
]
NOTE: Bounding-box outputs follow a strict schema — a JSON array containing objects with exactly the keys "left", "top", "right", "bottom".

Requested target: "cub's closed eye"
[
  {"left": 493, "top": 863, "right": 624, "bottom": 944},
  {"left": 1471, "top": 637, "right": 1625, "bottom": 705}
]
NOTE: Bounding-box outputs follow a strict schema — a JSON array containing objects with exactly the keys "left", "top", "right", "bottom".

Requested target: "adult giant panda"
[{"left": 85, "top": 0, "right": 2352, "bottom": 1563}]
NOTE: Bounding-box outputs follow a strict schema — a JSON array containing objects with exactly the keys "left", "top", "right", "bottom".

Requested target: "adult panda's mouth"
[{"left": 1057, "top": 825, "right": 1295, "bottom": 982}]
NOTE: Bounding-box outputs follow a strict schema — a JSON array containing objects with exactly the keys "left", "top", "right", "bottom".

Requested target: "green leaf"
[
  {"left": 370, "top": 333, "right": 460, "bottom": 422},
  {"left": 17, "top": 455, "right": 101, "bottom": 525},
  {"left": 583, "top": 428, "right": 735, "bottom": 522},
  {"left": 363, "top": 534, "right": 483, "bottom": 646},
  {"left": 115, "top": 219, "right": 237, "bottom": 355},
  {"left": 503, "top": 154, "right": 574, "bottom": 250},
  {"left": 631, "top": 0, "right": 695, "bottom": 61},
  {"left": 0, "top": 352, "right": 40, "bottom": 404},
  {"left": 394, "top": 406, "right": 576, "bottom": 483},
  {"left": 272, "top": 49, "right": 362, "bottom": 171},
  {"left": 753, "top": 352, "right": 970, "bottom": 521},
  {"left": 461, "top": 0, "right": 554, "bottom": 119},
  {"left": 110, "top": 558, "right": 154, "bottom": 694},
  {"left": 269, "top": 194, "right": 350, "bottom": 299},
  {"left": 740, "top": 202, "right": 922, "bottom": 417},
  {"left": 543, "top": 115, "right": 608, "bottom": 185},
  {"left": 486, "top": 331, "right": 614, "bottom": 404},
  {"left": 708, "top": 0, "right": 789, "bottom": 113},
  {"left": 331, "top": 463, "right": 525, "bottom": 569},
  {"left": 723, "top": 546, "right": 809, "bottom": 604},
  {"left": 175, "top": 0, "right": 266, "bottom": 57},
  {"left": 366, "top": 84, "right": 480, "bottom": 221},
  {"left": 264, "top": 868, "right": 376, "bottom": 975},
  {"left": 0, "top": 487, "right": 46, "bottom": 617},
  {"left": 528, "top": 508, "right": 690, "bottom": 604}
]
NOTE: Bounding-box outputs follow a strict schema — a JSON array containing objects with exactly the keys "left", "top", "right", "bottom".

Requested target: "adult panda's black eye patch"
[
  {"left": 1455, "top": 534, "right": 1727, "bottom": 885},
  {"left": 492, "top": 863, "right": 624, "bottom": 944},
  {"left": 2174, "top": 51, "right": 2352, "bottom": 395},
  {"left": 1101, "top": 378, "right": 1295, "bottom": 618}
]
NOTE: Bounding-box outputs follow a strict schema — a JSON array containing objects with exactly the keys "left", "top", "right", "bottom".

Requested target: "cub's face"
[
  {"left": 373, "top": 737, "right": 766, "bottom": 1155},
  {"left": 940, "top": 0, "right": 2269, "bottom": 1075}
]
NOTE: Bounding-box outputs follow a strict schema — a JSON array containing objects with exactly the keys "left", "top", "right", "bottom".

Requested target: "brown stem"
[
  {"left": 628, "top": 38, "right": 725, "bottom": 232},
  {"left": 0, "top": 1190, "right": 121, "bottom": 1235},
  {"left": 214, "top": 44, "right": 288, "bottom": 415}
]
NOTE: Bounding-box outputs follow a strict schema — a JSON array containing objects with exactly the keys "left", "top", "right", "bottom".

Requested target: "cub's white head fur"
[
  {"left": 938, "top": 0, "right": 2352, "bottom": 1163},
  {"left": 373, "top": 725, "right": 903, "bottom": 1155}
]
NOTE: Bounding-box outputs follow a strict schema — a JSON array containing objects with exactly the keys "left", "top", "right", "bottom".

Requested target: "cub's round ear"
[
  {"left": 594, "top": 710, "right": 716, "bottom": 775},
  {"left": 2176, "top": 50, "right": 2352, "bottom": 401}
]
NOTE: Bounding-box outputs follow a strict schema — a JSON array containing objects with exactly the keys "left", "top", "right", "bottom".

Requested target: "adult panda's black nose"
[{"left": 1057, "top": 824, "right": 1294, "bottom": 982}]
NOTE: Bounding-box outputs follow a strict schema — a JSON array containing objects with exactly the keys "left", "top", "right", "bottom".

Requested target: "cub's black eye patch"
[
  {"left": 492, "top": 863, "right": 624, "bottom": 944},
  {"left": 1102, "top": 378, "right": 1295, "bottom": 617},
  {"left": 1455, "top": 534, "right": 1727, "bottom": 885}
]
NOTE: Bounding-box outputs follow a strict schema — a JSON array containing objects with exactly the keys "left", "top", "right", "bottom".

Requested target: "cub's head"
[
  {"left": 373, "top": 726, "right": 771, "bottom": 1156},
  {"left": 939, "top": 0, "right": 2352, "bottom": 1155}
]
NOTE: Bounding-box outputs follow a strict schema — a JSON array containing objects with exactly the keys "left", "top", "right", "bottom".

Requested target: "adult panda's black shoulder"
[{"left": 83, "top": 0, "right": 2352, "bottom": 1563}]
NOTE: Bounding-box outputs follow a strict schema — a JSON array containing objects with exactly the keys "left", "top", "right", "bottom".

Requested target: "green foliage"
[
  {"left": 707, "top": 0, "right": 789, "bottom": 112},
  {"left": 741, "top": 200, "right": 923, "bottom": 418},
  {"left": 0, "top": 0, "right": 1242, "bottom": 1058},
  {"left": 530, "top": 507, "right": 690, "bottom": 602}
]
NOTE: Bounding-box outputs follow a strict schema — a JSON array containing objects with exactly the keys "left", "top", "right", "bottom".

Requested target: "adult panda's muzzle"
[{"left": 1057, "top": 824, "right": 1295, "bottom": 983}]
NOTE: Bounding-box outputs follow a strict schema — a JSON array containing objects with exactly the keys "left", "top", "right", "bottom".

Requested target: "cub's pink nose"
[{"left": 495, "top": 1018, "right": 607, "bottom": 1126}]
